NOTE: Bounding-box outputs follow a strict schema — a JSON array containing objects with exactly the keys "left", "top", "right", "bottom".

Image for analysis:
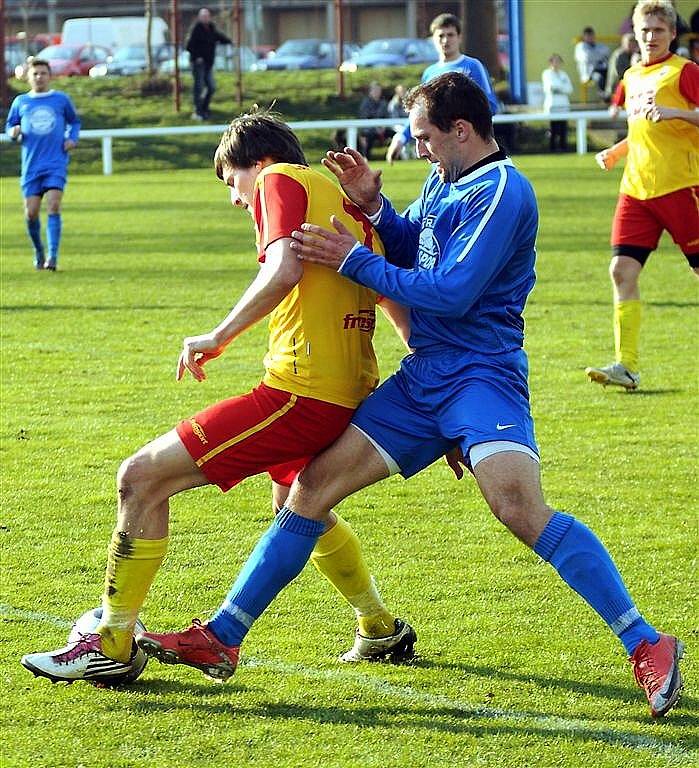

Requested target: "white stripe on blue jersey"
[{"left": 340, "top": 155, "right": 538, "bottom": 355}]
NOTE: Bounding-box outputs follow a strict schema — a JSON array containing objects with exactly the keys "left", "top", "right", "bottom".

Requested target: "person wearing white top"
[{"left": 542, "top": 54, "right": 574, "bottom": 151}]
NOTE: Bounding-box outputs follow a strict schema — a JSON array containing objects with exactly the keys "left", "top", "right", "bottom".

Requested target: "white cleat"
[
  {"left": 21, "top": 634, "right": 138, "bottom": 685},
  {"left": 585, "top": 362, "right": 640, "bottom": 390},
  {"left": 341, "top": 619, "right": 417, "bottom": 663}
]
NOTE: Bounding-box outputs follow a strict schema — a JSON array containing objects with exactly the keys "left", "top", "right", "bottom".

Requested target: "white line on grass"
[{"left": 2, "top": 603, "right": 689, "bottom": 764}]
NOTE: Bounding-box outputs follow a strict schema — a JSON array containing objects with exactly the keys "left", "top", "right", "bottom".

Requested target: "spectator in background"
[
  {"left": 605, "top": 32, "right": 640, "bottom": 100},
  {"left": 387, "top": 84, "right": 408, "bottom": 122},
  {"left": 541, "top": 54, "right": 573, "bottom": 152},
  {"left": 5, "top": 58, "right": 80, "bottom": 271},
  {"left": 385, "top": 12, "right": 499, "bottom": 163},
  {"left": 185, "top": 8, "right": 232, "bottom": 121},
  {"left": 358, "top": 81, "right": 390, "bottom": 158},
  {"left": 386, "top": 84, "right": 414, "bottom": 160},
  {"left": 574, "top": 27, "right": 610, "bottom": 95}
]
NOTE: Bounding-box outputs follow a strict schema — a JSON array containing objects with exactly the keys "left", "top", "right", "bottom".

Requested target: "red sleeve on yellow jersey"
[
  {"left": 678, "top": 61, "right": 699, "bottom": 105},
  {"left": 612, "top": 81, "right": 625, "bottom": 108},
  {"left": 254, "top": 173, "right": 308, "bottom": 262}
]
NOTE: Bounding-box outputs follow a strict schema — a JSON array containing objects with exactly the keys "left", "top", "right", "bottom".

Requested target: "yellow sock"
[
  {"left": 311, "top": 514, "right": 395, "bottom": 638},
  {"left": 96, "top": 530, "right": 168, "bottom": 662},
  {"left": 614, "top": 299, "right": 641, "bottom": 372}
]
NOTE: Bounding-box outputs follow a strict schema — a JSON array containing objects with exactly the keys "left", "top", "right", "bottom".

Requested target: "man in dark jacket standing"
[{"left": 186, "top": 8, "right": 232, "bottom": 120}]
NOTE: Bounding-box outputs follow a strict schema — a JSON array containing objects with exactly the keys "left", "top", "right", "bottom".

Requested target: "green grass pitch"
[{"left": 1, "top": 155, "right": 697, "bottom": 768}]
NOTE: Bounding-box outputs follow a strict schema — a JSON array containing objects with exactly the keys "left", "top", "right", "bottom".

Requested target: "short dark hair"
[
  {"left": 27, "top": 57, "right": 51, "bottom": 73},
  {"left": 430, "top": 13, "right": 461, "bottom": 35},
  {"left": 214, "top": 110, "right": 307, "bottom": 178},
  {"left": 405, "top": 71, "right": 493, "bottom": 141}
]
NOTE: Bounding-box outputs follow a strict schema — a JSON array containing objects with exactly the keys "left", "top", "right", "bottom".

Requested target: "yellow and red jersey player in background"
[{"left": 586, "top": 0, "right": 699, "bottom": 391}]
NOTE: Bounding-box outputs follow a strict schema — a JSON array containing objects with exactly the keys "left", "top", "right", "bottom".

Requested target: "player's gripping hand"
[
  {"left": 444, "top": 446, "right": 472, "bottom": 480},
  {"left": 291, "top": 216, "right": 358, "bottom": 270},
  {"left": 177, "top": 333, "right": 224, "bottom": 382},
  {"left": 322, "top": 148, "right": 382, "bottom": 215}
]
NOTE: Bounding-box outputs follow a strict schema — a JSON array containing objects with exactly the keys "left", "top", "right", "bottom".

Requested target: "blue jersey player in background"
[
  {"left": 137, "top": 72, "right": 683, "bottom": 719},
  {"left": 6, "top": 58, "right": 80, "bottom": 271},
  {"left": 386, "top": 13, "right": 499, "bottom": 163}
]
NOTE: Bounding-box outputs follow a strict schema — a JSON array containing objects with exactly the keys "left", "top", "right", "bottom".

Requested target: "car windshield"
[
  {"left": 275, "top": 40, "right": 320, "bottom": 57},
  {"left": 113, "top": 46, "right": 145, "bottom": 61},
  {"left": 39, "top": 45, "right": 79, "bottom": 59},
  {"left": 361, "top": 39, "right": 410, "bottom": 55}
]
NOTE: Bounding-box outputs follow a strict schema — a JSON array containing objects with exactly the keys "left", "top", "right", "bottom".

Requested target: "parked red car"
[{"left": 31, "top": 43, "right": 112, "bottom": 76}]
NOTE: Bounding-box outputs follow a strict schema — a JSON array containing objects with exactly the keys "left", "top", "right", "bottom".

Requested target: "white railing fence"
[{"left": 2, "top": 110, "right": 619, "bottom": 175}]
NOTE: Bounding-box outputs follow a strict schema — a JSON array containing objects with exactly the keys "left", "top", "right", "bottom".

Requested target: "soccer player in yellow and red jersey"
[
  {"left": 21, "top": 112, "right": 416, "bottom": 685},
  {"left": 586, "top": 0, "right": 699, "bottom": 390}
]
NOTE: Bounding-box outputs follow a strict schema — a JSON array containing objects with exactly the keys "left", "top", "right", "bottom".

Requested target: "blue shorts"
[
  {"left": 21, "top": 173, "right": 66, "bottom": 198},
  {"left": 352, "top": 348, "right": 538, "bottom": 478}
]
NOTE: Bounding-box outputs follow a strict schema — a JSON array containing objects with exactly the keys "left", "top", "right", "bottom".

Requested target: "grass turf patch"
[{"left": 1, "top": 156, "right": 697, "bottom": 768}]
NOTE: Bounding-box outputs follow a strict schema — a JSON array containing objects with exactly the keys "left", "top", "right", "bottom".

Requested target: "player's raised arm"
[{"left": 322, "top": 148, "right": 383, "bottom": 215}]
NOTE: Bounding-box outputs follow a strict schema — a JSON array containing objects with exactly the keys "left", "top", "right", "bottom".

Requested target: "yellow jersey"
[
  {"left": 617, "top": 54, "right": 699, "bottom": 200},
  {"left": 253, "top": 163, "right": 383, "bottom": 408}
]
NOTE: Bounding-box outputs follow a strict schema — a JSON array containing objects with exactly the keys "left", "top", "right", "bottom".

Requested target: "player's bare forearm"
[
  {"left": 178, "top": 240, "right": 301, "bottom": 382},
  {"left": 646, "top": 105, "right": 699, "bottom": 126},
  {"left": 378, "top": 298, "right": 412, "bottom": 350},
  {"left": 595, "top": 138, "right": 628, "bottom": 170}
]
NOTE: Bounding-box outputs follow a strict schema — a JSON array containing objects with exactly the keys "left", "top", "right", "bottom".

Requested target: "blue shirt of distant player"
[
  {"left": 340, "top": 151, "right": 538, "bottom": 355},
  {"left": 5, "top": 90, "right": 81, "bottom": 187},
  {"left": 399, "top": 55, "right": 499, "bottom": 146}
]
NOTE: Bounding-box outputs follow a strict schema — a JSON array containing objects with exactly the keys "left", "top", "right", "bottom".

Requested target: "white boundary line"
[{"left": 1, "top": 603, "right": 689, "bottom": 764}]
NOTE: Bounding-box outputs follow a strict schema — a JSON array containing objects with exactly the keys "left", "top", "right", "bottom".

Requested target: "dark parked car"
[
  {"left": 89, "top": 44, "right": 172, "bottom": 77},
  {"left": 340, "top": 38, "right": 437, "bottom": 71},
  {"left": 30, "top": 43, "right": 112, "bottom": 77},
  {"left": 255, "top": 39, "right": 358, "bottom": 71}
]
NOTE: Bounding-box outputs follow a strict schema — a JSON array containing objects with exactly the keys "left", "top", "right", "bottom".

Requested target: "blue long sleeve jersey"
[
  {"left": 400, "top": 55, "right": 500, "bottom": 146},
  {"left": 5, "top": 90, "right": 81, "bottom": 186},
  {"left": 340, "top": 153, "right": 538, "bottom": 355}
]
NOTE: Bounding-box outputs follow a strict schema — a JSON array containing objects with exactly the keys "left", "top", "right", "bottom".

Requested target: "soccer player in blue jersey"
[
  {"left": 6, "top": 58, "right": 80, "bottom": 271},
  {"left": 135, "top": 72, "right": 685, "bottom": 719},
  {"left": 385, "top": 13, "right": 498, "bottom": 163}
]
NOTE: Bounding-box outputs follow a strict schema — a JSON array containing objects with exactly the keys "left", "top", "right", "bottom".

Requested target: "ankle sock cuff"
[
  {"left": 533, "top": 511, "right": 575, "bottom": 561},
  {"left": 276, "top": 506, "right": 325, "bottom": 537}
]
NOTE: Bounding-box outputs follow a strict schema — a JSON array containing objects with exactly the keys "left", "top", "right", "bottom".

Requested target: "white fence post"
[
  {"left": 576, "top": 118, "right": 588, "bottom": 155},
  {"left": 102, "top": 136, "right": 113, "bottom": 176}
]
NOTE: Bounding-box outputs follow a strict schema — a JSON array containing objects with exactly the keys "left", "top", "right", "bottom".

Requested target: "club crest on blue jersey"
[
  {"left": 417, "top": 215, "right": 440, "bottom": 269},
  {"left": 28, "top": 106, "right": 57, "bottom": 135}
]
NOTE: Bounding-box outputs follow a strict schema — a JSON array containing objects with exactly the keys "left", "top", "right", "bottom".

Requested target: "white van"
[{"left": 61, "top": 16, "right": 168, "bottom": 50}]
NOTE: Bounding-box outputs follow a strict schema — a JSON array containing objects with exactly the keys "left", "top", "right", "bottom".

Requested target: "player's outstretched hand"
[
  {"left": 177, "top": 333, "right": 224, "bottom": 382},
  {"left": 290, "top": 216, "right": 359, "bottom": 270},
  {"left": 322, "top": 148, "right": 382, "bottom": 214},
  {"left": 595, "top": 149, "right": 614, "bottom": 170}
]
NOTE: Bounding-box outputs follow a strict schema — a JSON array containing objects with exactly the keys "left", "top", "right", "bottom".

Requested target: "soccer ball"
[{"left": 68, "top": 606, "right": 148, "bottom": 685}]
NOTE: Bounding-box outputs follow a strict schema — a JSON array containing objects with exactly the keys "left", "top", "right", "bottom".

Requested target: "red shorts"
[
  {"left": 611, "top": 187, "right": 699, "bottom": 262},
  {"left": 177, "top": 382, "right": 354, "bottom": 492}
]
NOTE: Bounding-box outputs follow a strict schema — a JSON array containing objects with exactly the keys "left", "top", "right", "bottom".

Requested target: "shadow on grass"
[
  {"left": 128, "top": 677, "right": 696, "bottom": 756},
  {"left": 412, "top": 658, "right": 698, "bottom": 718}
]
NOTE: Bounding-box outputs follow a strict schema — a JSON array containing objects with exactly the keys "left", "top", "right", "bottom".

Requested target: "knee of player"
[
  {"left": 486, "top": 486, "right": 533, "bottom": 530},
  {"left": 116, "top": 452, "right": 155, "bottom": 501}
]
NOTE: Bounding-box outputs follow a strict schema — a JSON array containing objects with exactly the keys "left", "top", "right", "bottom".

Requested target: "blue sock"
[
  {"left": 534, "top": 511, "right": 659, "bottom": 655},
  {"left": 27, "top": 218, "right": 44, "bottom": 262},
  {"left": 208, "top": 507, "right": 324, "bottom": 647},
  {"left": 46, "top": 213, "right": 62, "bottom": 264}
]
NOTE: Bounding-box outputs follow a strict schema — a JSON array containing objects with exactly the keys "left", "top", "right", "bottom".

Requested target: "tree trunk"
[
  {"left": 145, "top": 0, "right": 154, "bottom": 76},
  {"left": 464, "top": 0, "right": 499, "bottom": 81}
]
